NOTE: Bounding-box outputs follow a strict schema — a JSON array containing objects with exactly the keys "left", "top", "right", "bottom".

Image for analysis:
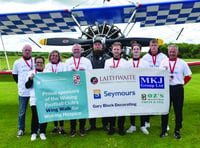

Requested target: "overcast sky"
[{"left": 0, "top": 0, "right": 199, "bottom": 52}]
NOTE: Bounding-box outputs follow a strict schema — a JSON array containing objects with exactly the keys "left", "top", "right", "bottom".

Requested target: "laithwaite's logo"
[
  {"left": 90, "top": 77, "right": 98, "bottom": 85},
  {"left": 72, "top": 74, "right": 81, "bottom": 85},
  {"left": 93, "top": 89, "right": 101, "bottom": 99},
  {"left": 139, "top": 76, "right": 164, "bottom": 89}
]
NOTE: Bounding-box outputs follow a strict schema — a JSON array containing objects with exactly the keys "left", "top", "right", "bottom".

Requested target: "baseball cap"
[{"left": 93, "top": 39, "right": 102, "bottom": 44}]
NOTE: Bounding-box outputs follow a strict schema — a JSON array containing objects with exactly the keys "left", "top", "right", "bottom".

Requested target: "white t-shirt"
[
  {"left": 159, "top": 58, "right": 192, "bottom": 85},
  {"left": 104, "top": 58, "right": 129, "bottom": 69},
  {"left": 12, "top": 57, "right": 35, "bottom": 96},
  {"left": 44, "top": 62, "right": 65, "bottom": 72},
  {"left": 26, "top": 70, "right": 43, "bottom": 106},
  {"left": 64, "top": 57, "right": 92, "bottom": 71},
  {"left": 142, "top": 52, "right": 168, "bottom": 68},
  {"left": 128, "top": 58, "right": 150, "bottom": 68}
]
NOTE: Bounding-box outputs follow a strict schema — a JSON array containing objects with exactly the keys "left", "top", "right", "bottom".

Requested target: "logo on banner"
[
  {"left": 90, "top": 77, "right": 98, "bottom": 85},
  {"left": 141, "top": 93, "right": 164, "bottom": 104},
  {"left": 93, "top": 89, "right": 101, "bottom": 99},
  {"left": 139, "top": 76, "right": 164, "bottom": 89},
  {"left": 72, "top": 74, "right": 81, "bottom": 85}
]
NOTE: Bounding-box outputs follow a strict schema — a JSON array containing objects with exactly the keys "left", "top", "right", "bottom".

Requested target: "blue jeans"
[{"left": 18, "top": 96, "right": 29, "bottom": 131}]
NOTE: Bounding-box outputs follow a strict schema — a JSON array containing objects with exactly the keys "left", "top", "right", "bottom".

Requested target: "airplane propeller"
[{"left": 40, "top": 37, "right": 163, "bottom": 47}]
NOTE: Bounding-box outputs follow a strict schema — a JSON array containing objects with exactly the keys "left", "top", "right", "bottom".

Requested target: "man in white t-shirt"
[
  {"left": 142, "top": 39, "right": 168, "bottom": 130},
  {"left": 159, "top": 45, "right": 192, "bottom": 139},
  {"left": 104, "top": 42, "right": 129, "bottom": 136},
  {"left": 12, "top": 44, "right": 35, "bottom": 137},
  {"left": 65, "top": 43, "right": 92, "bottom": 137}
]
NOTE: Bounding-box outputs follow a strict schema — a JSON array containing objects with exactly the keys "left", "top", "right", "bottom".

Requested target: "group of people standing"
[{"left": 12, "top": 38, "right": 192, "bottom": 141}]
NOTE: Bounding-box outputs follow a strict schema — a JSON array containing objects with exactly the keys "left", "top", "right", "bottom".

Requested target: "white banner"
[{"left": 86, "top": 68, "right": 169, "bottom": 118}]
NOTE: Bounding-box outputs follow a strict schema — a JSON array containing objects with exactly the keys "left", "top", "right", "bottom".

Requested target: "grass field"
[{"left": 0, "top": 66, "right": 199, "bottom": 148}]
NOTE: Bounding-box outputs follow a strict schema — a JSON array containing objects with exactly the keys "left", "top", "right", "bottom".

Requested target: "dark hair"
[
  {"left": 35, "top": 56, "right": 45, "bottom": 63},
  {"left": 150, "top": 39, "right": 158, "bottom": 44}
]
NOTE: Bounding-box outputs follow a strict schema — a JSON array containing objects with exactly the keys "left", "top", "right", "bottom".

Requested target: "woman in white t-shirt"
[
  {"left": 44, "top": 50, "right": 66, "bottom": 135},
  {"left": 25, "top": 56, "right": 47, "bottom": 141}
]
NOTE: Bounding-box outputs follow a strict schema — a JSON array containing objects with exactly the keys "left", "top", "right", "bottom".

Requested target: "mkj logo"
[
  {"left": 91, "top": 77, "right": 98, "bottom": 85},
  {"left": 72, "top": 74, "right": 81, "bottom": 85},
  {"left": 93, "top": 89, "right": 101, "bottom": 99},
  {"left": 139, "top": 76, "right": 164, "bottom": 89}
]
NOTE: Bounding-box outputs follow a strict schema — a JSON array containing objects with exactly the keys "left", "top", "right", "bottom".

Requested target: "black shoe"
[
  {"left": 160, "top": 131, "right": 168, "bottom": 138},
  {"left": 86, "top": 126, "right": 96, "bottom": 132},
  {"left": 69, "top": 130, "right": 76, "bottom": 137},
  {"left": 103, "top": 125, "right": 109, "bottom": 131},
  {"left": 174, "top": 131, "right": 181, "bottom": 139},
  {"left": 108, "top": 128, "right": 115, "bottom": 135},
  {"left": 59, "top": 129, "right": 67, "bottom": 136},
  {"left": 118, "top": 129, "right": 125, "bottom": 136},
  {"left": 51, "top": 127, "right": 59, "bottom": 134},
  {"left": 80, "top": 129, "right": 87, "bottom": 136}
]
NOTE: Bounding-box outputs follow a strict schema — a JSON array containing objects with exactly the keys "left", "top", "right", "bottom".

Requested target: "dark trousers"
[
  {"left": 70, "top": 119, "right": 86, "bottom": 131},
  {"left": 161, "top": 85, "right": 184, "bottom": 132},
  {"left": 144, "top": 115, "right": 150, "bottom": 123},
  {"left": 130, "top": 115, "right": 146, "bottom": 127},
  {"left": 31, "top": 106, "right": 47, "bottom": 134},
  {"left": 89, "top": 117, "right": 108, "bottom": 128},
  {"left": 54, "top": 120, "right": 64, "bottom": 127},
  {"left": 108, "top": 116, "right": 125, "bottom": 130}
]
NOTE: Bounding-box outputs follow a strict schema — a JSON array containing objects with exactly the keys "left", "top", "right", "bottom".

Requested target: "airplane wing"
[
  {"left": 71, "top": 0, "right": 200, "bottom": 26},
  {"left": 0, "top": 0, "right": 199, "bottom": 35},
  {"left": 0, "top": 9, "right": 77, "bottom": 35}
]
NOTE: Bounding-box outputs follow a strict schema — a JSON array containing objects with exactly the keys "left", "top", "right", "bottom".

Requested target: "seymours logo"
[
  {"left": 93, "top": 89, "right": 101, "bottom": 99},
  {"left": 139, "top": 76, "right": 164, "bottom": 89},
  {"left": 93, "top": 89, "right": 135, "bottom": 99}
]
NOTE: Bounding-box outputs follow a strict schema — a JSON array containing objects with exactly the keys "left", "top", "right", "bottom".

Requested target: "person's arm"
[
  {"left": 12, "top": 74, "right": 18, "bottom": 83},
  {"left": 184, "top": 75, "right": 192, "bottom": 85},
  {"left": 25, "top": 73, "right": 34, "bottom": 88}
]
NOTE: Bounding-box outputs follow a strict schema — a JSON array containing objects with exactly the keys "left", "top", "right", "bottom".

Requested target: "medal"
[
  {"left": 73, "top": 57, "right": 81, "bottom": 70},
  {"left": 133, "top": 57, "right": 140, "bottom": 68},
  {"left": 169, "top": 57, "right": 177, "bottom": 80},
  {"left": 113, "top": 57, "right": 121, "bottom": 68}
]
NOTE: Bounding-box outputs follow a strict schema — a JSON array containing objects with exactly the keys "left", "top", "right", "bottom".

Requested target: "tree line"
[{"left": 1, "top": 43, "right": 200, "bottom": 59}]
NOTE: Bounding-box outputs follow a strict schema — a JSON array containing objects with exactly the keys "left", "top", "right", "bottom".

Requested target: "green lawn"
[{"left": 0, "top": 67, "right": 199, "bottom": 148}]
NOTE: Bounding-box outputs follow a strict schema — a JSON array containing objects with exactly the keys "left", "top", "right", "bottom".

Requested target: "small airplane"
[{"left": 0, "top": 0, "right": 200, "bottom": 60}]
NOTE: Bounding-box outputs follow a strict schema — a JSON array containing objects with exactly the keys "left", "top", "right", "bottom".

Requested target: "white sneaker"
[
  {"left": 126, "top": 125, "right": 136, "bottom": 133},
  {"left": 17, "top": 130, "right": 24, "bottom": 138},
  {"left": 167, "top": 125, "right": 170, "bottom": 131},
  {"left": 140, "top": 126, "right": 149, "bottom": 135},
  {"left": 145, "top": 122, "right": 150, "bottom": 128},
  {"left": 40, "top": 133, "right": 47, "bottom": 140},
  {"left": 31, "top": 133, "right": 37, "bottom": 141}
]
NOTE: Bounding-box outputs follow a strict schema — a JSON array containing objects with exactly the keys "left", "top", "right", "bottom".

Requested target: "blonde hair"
[{"left": 112, "top": 42, "right": 122, "bottom": 48}]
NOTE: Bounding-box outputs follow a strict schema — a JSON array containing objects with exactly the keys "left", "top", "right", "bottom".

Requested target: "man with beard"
[{"left": 86, "top": 39, "right": 110, "bottom": 132}]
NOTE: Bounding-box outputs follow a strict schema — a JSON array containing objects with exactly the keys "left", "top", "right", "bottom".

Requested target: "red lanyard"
[
  {"left": 133, "top": 57, "right": 140, "bottom": 68},
  {"left": 169, "top": 57, "right": 177, "bottom": 74},
  {"left": 23, "top": 56, "right": 33, "bottom": 70},
  {"left": 35, "top": 69, "right": 43, "bottom": 73},
  {"left": 151, "top": 51, "right": 157, "bottom": 65},
  {"left": 73, "top": 57, "right": 81, "bottom": 70},
  {"left": 51, "top": 63, "right": 58, "bottom": 72},
  {"left": 113, "top": 57, "right": 120, "bottom": 68}
]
